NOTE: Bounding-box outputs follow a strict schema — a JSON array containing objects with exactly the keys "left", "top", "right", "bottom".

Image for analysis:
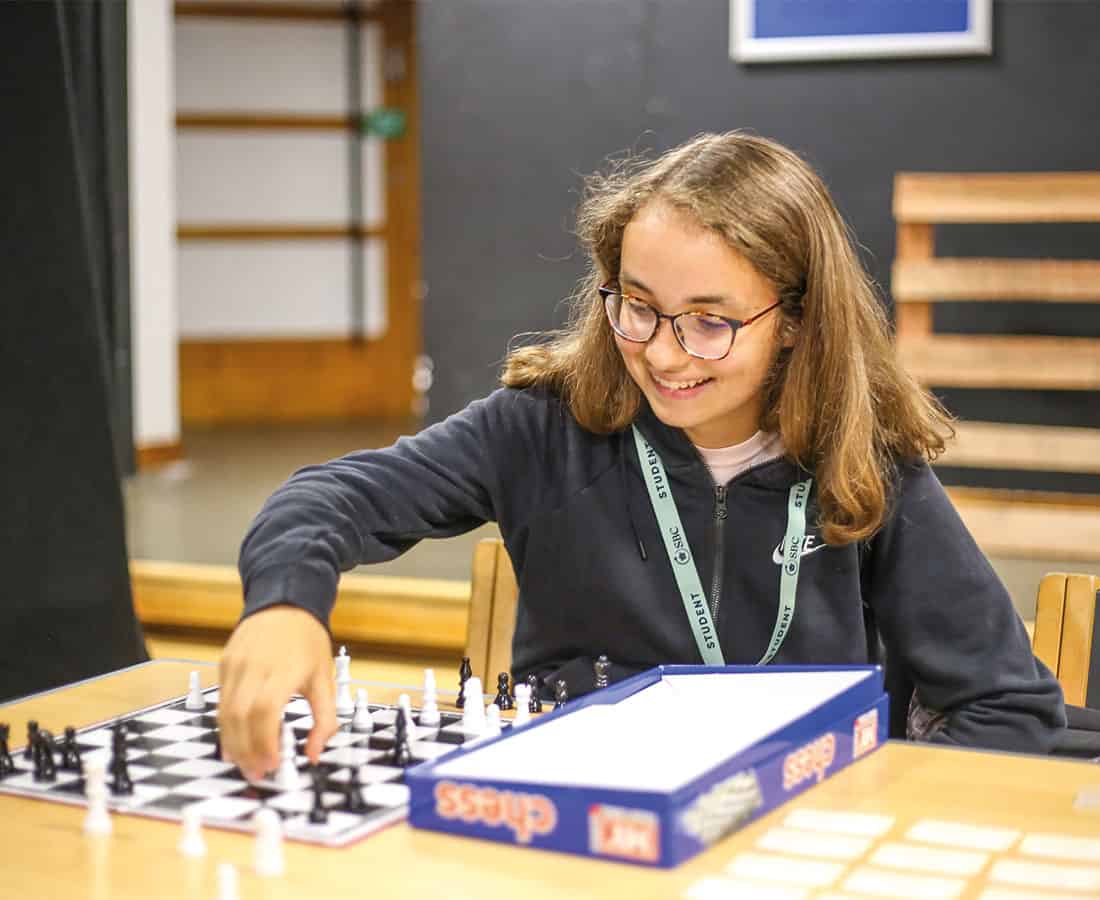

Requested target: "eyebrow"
[{"left": 619, "top": 272, "right": 733, "bottom": 307}]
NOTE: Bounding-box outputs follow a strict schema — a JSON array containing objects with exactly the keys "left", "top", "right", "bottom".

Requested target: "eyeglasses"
[{"left": 599, "top": 284, "right": 782, "bottom": 361}]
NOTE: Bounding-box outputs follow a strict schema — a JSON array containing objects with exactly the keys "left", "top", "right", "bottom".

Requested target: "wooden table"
[{"left": 1, "top": 661, "right": 1098, "bottom": 899}]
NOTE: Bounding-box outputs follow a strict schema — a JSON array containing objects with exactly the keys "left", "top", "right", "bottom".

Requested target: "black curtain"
[{"left": 0, "top": 0, "right": 148, "bottom": 702}]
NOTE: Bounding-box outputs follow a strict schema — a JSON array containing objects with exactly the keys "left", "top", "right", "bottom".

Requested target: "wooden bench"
[{"left": 892, "top": 173, "right": 1100, "bottom": 562}]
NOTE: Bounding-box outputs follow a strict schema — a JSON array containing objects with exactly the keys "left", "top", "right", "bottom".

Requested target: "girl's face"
[{"left": 616, "top": 201, "right": 786, "bottom": 449}]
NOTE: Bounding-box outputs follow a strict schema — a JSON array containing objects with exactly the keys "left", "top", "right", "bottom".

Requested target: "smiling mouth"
[{"left": 650, "top": 372, "right": 714, "bottom": 391}]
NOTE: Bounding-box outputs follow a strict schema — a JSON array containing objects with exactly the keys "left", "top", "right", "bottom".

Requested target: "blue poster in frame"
[{"left": 731, "top": 0, "right": 992, "bottom": 63}]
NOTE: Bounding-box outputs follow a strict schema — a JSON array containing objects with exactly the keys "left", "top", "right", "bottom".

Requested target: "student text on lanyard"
[{"left": 632, "top": 426, "right": 811, "bottom": 666}]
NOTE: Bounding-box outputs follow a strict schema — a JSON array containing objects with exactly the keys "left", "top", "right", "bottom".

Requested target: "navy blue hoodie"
[{"left": 239, "top": 386, "right": 1065, "bottom": 752}]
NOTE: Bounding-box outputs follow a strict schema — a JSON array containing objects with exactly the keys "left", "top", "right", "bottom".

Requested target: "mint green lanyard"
[{"left": 632, "top": 426, "right": 812, "bottom": 666}]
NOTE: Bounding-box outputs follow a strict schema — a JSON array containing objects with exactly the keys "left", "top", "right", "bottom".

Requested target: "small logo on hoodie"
[{"left": 772, "top": 534, "right": 827, "bottom": 565}]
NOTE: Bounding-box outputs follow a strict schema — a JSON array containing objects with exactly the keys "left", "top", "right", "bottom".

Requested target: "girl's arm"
[
  {"left": 864, "top": 461, "right": 1066, "bottom": 753},
  {"left": 237, "top": 387, "right": 541, "bottom": 626}
]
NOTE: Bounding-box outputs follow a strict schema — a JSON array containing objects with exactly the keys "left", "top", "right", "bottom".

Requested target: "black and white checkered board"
[{"left": 0, "top": 686, "right": 490, "bottom": 847}]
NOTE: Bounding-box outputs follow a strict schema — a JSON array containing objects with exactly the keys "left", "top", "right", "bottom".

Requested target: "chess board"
[{"left": 0, "top": 686, "right": 489, "bottom": 847}]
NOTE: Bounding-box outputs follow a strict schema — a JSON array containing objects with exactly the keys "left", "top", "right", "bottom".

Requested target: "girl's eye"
[{"left": 694, "top": 316, "right": 729, "bottom": 333}]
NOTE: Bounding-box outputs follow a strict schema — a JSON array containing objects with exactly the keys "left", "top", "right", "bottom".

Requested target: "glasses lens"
[
  {"left": 605, "top": 292, "right": 657, "bottom": 341},
  {"left": 676, "top": 314, "right": 734, "bottom": 359}
]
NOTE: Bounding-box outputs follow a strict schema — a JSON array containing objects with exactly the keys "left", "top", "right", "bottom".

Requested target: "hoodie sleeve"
[
  {"left": 237, "top": 388, "right": 543, "bottom": 627},
  {"left": 864, "top": 461, "right": 1066, "bottom": 754}
]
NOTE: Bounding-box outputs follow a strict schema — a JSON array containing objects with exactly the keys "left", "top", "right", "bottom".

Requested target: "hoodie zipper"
[{"left": 709, "top": 484, "right": 727, "bottom": 625}]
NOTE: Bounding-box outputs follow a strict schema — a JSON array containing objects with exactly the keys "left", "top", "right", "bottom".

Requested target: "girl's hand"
[{"left": 217, "top": 605, "right": 338, "bottom": 781}]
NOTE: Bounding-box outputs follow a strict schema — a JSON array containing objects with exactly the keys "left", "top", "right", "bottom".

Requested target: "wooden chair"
[
  {"left": 1033, "top": 572, "right": 1100, "bottom": 707},
  {"left": 463, "top": 538, "right": 518, "bottom": 685}
]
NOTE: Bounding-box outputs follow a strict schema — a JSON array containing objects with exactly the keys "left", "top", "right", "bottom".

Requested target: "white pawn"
[
  {"left": 513, "top": 684, "right": 532, "bottom": 728},
  {"left": 334, "top": 646, "right": 354, "bottom": 716},
  {"left": 178, "top": 803, "right": 207, "bottom": 857},
  {"left": 275, "top": 723, "right": 298, "bottom": 789},
  {"left": 185, "top": 670, "right": 205, "bottom": 711},
  {"left": 419, "top": 669, "right": 441, "bottom": 727},
  {"left": 253, "top": 807, "right": 285, "bottom": 877},
  {"left": 83, "top": 754, "right": 111, "bottom": 835},
  {"left": 484, "top": 702, "right": 502, "bottom": 737},
  {"left": 398, "top": 693, "right": 417, "bottom": 735},
  {"left": 461, "top": 676, "right": 486, "bottom": 734},
  {"left": 352, "top": 687, "right": 374, "bottom": 732},
  {"left": 217, "top": 863, "right": 239, "bottom": 900}
]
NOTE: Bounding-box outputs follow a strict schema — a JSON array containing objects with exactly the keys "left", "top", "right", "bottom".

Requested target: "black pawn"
[
  {"left": 32, "top": 730, "right": 57, "bottom": 782},
  {"left": 109, "top": 721, "right": 133, "bottom": 795},
  {"left": 24, "top": 720, "right": 39, "bottom": 762},
  {"left": 553, "top": 679, "right": 569, "bottom": 711},
  {"left": 594, "top": 655, "right": 611, "bottom": 689},
  {"left": 525, "top": 674, "right": 542, "bottom": 713},
  {"left": 0, "top": 723, "right": 13, "bottom": 777},
  {"left": 308, "top": 764, "right": 328, "bottom": 824},
  {"left": 493, "top": 673, "right": 513, "bottom": 710},
  {"left": 59, "top": 726, "right": 82, "bottom": 773},
  {"left": 342, "top": 763, "right": 367, "bottom": 813},
  {"left": 456, "top": 657, "right": 472, "bottom": 709},
  {"left": 390, "top": 707, "right": 413, "bottom": 767}
]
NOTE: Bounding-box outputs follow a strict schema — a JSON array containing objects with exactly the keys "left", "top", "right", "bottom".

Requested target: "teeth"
[{"left": 652, "top": 373, "right": 710, "bottom": 390}]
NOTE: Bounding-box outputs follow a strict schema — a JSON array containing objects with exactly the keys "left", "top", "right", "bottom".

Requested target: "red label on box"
[
  {"left": 852, "top": 708, "right": 879, "bottom": 759},
  {"left": 588, "top": 804, "right": 660, "bottom": 862},
  {"left": 781, "top": 733, "right": 836, "bottom": 791},
  {"left": 434, "top": 781, "right": 557, "bottom": 843}
]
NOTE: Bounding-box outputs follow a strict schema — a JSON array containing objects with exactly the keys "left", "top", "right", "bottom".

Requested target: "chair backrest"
[
  {"left": 1033, "top": 572, "right": 1100, "bottom": 707},
  {"left": 464, "top": 538, "right": 518, "bottom": 685}
]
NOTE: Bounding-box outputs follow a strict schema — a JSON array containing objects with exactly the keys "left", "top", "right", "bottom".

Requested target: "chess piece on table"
[
  {"left": 0, "top": 723, "right": 13, "bottom": 776},
  {"left": 334, "top": 646, "right": 354, "bottom": 717},
  {"left": 253, "top": 807, "right": 285, "bottom": 877},
  {"left": 342, "top": 762, "right": 367, "bottom": 812},
  {"left": 32, "top": 728, "right": 57, "bottom": 782},
  {"left": 419, "top": 669, "right": 441, "bottom": 727},
  {"left": 308, "top": 764, "right": 328, "bottom": 824},
  {"left": 109, "top": 721, "right": 133, "bottom": 795},
  {"left": 185, "top": 670, "right": 205, "bottom": 712},
  {"left": 59, "top": 725, "right": 82, "bottom": 773},
  {"left": 456, "top": 657, "right": 473, "bottom": 709},
  {"left": 275, "top": 723, "right": 299, "bottom": 789},
  {"left": 351, "top": 688, "right": 374, "bottom": 733},
  {"left": 513, "top": 684, "right": 532, "bottom": 728},
  {"left": 525, "top": 674, "right": 542, "bottom": 713},
  {"left": 398, "top": 694, "right": 417, "bottom": 736},
  {"left": 493, "top": 672, "right": 514, "bottom": 710},
  {"left": 24, "top": 720, "right": 39, "bottom": 761},
  {"left": 594, "top": 655, "right": 611, "bottom": 689},
  {"left": 179, "top": 803, "right": 207, "bottom": 857},
  {"left": 217, "top": 863, "right": 240, "bottom": 900},
  {"left": 83, "top": 754, "right": 112, "bottom": 835},
  {"left": 484, "top": 703, "right": 502, "bottom": 738},
  {"left": 553, "top": 679, "right": 569, "bottom": 711},
  {"left": 460, "top": 677, "right": 485, "bottom": 734},
  {"left": 390, "top": 707, "right": 413, "bottom": 767}
]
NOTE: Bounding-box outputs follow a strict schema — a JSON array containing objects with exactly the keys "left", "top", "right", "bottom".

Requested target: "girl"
[{"left": 218, "top": 132, "right": 1064, "bottom": 780}]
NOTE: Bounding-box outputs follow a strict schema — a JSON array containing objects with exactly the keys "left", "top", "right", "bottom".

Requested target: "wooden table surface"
[{"left": 1, "top": 660, "right": 1098, "bottom": 899}]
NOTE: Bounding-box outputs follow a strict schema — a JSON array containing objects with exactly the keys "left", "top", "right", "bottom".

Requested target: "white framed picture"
[{"left": 730, "top": 0, "right": 992, "bottom": 64}]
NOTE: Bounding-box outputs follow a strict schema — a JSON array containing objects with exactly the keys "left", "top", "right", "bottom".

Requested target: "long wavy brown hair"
[{"left": 502, "top": 131, "right": 952, "bottom": 544}]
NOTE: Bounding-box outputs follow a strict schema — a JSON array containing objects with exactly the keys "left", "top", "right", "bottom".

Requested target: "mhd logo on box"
[{"left": 588, "top": 803, "right": 660, "bottom": 862}]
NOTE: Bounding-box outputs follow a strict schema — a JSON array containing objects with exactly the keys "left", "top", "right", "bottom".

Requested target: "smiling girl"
[{"left": 218, "top": 132, "right": 1064, "bottom": 779}]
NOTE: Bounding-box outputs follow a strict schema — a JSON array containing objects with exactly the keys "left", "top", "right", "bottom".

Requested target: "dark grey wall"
[{"left": 419, "top": 0, "right": 1100, "bottom": 489}]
